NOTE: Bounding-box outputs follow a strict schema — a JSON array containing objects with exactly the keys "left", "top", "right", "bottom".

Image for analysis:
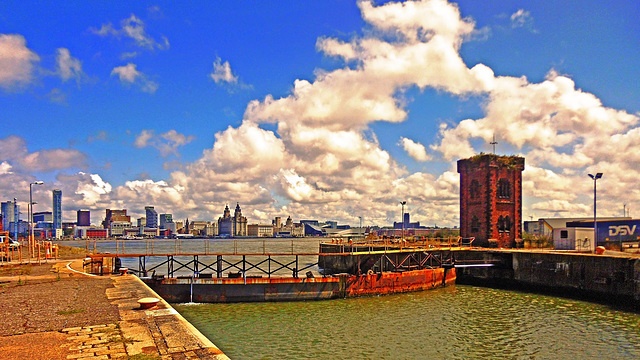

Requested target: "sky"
[{"left": 1, "top": 0, "right": 639, "bottom": 227}]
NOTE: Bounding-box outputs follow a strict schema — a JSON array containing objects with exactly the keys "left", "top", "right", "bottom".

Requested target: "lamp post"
[
  {"left": 29, "top": 181, "right": 44, "bottom": 256},
  {"left": 400, "top": 201, "right": 406, "bottom": 243},
  {"left": 588, "top": 173, "right": 602, "bottom": 252},
  {"left": 358, "top": 216, "right": 363, "bottom": 239}
]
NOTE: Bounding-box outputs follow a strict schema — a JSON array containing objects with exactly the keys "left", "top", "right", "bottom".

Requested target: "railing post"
[{"left": 216, "top": 255, "right": 222, "bottom": 278}]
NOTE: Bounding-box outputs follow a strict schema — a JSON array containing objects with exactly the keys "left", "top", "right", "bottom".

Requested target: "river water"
[{"left": 68, "top": 238, "right": 640, "bottom": 359}]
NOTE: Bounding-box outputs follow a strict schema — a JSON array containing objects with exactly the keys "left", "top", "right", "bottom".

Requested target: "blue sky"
[{"left": 1, "top": 0, "right": 638, "bottom": 226}]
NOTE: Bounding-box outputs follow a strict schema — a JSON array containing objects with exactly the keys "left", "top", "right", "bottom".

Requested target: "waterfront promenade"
[{"left": 0, "top": 248, "right": 229, "bottom": 360}]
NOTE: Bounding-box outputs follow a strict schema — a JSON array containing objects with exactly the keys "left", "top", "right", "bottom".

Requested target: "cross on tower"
[{"left": 490, "top": 134, "right": 498, "bottom": 154}]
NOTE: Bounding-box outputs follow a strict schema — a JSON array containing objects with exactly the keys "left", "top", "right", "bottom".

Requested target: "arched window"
[
  {"left": 471, "top": 216, "right": 480, "bottom": 233},
  {"left": 470, "top": 180, "right": 480, "bottom": 200},
  {"left": 504, "top": 216, "right": 511, "bottom": 233},
  {"left": 497, "top": 215, "right": 505, "bottom": 232},
  {"left": 497, "top": 179, "right": 511, "bottom": 199}
]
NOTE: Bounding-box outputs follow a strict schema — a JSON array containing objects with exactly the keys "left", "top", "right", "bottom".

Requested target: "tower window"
[
  {"left": 497, "top": 179, "right": 511, "bottom": 199},
  {"left": 497, "top": 215, "right": 512, "bottom": 233}
]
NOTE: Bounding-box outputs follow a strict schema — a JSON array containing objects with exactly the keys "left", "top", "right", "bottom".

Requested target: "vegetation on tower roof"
[{"left": 466, "top": 153, "right": 524, "bottom": 168}]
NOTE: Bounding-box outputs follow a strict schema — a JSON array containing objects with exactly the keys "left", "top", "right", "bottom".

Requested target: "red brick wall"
[{"left": 458, "top": 155, "right": 524, "bottom": 248}]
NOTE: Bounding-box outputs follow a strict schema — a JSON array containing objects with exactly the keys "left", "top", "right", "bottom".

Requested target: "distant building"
[
  {"left": 1, "top": 200, "right": 20, "bottom": 237},
  {"left": 33, "top": 211, "right": 53, "bottom": 223},
  {"left": 77, "top": 209, "right": 90, "bottom": 227},
  {"left": 190, "top": 221, "right": 215, "bottom": 237},
  {"left": 109, "top": 221, "right": 131, "bottom": 237},
  {"left": 159, "top": 214, "right": 175, "bottom": 234},
  {"left": 248, "top": 224, "right": 274, "bottom": 237},
  {"left": 393, "top": 212, "right": 420, "bottom": 229},
  {"left": 458, "top": 154, "right": 525, "bottom": 248},
  {"left": 75, "top": 227, "right": 108, "bottom": 239},
  {"left": 1, "top": 201, "right": 12, "bottom": 232},
  {"left": 102, "top": 209, "right": 131, "bottom": 229},
  {"left": 145, "top": 206, "right": 158, "bottom": 229},
  {"left": 218, "top": 203, "right": 248, "bottom": 237},
  {"left": 52, "top": 189, "right": 62, "bottom": 238}
]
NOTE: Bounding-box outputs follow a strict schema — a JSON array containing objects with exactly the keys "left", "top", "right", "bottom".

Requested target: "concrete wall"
[{"left": 454, "top": 249, "right": 640, "bottom": 307}]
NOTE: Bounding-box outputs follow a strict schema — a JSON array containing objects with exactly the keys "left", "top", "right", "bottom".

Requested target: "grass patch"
[
  {"left": 56, "top": 308, "right": 86, "bottom": 315},
  {"left": 0, "top": 264, "right": 32, "bottom": 276}
]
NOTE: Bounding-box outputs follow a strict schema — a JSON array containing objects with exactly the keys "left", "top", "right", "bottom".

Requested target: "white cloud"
[
  {"left": 0, "top": 161, "right": 12, "bottom": 175},
  {"left": 55, "top": 48, "right": 84, "bottom": 82},
  {"left": 510, "top": 9, "right": 534, "bottom": 29},
  {"left": 400, "top": 137, "right": 430, "bottom": 161},
  {"left": 0, "top": 34, "right": 40, "bottom": 90},
  {"left": 91, "top": 14, "right": 168, "bottom": 50},
  {"left": 111, "top": 63, "right": 141, "bottom": 83},
  {"left": 210, "top": 57, "right": 238, "bottom": 84},
  {"left": 111, "top": 63, "right": 158, "bottom": 93},
  {"left": 134, "top": 129, "right": 195, "bottom": 157},
  {"left": 134, "top": 129, "right": 154, "bottom": 148}
]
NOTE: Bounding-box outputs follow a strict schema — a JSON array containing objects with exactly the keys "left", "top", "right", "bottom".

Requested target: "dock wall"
[{"left": 454, "top": 250, "right": 640, "bottom": 306}]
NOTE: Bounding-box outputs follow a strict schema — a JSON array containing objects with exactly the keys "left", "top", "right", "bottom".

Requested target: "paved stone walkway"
[
  {"left": 106, "top": 272, "right": 229, "bottom": 359},
  {"left": 61, "top": 324, "right": 126, "bottom": 359},
  {"left": 0, "top": 258, "right": 230, "bottom": 360}
]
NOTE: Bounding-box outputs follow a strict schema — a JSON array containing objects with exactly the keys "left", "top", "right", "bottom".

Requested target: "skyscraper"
[
  {"left": 145, "top": 206, "right": 158, "bottom": 228},
  {"left": 52, "top": 189, "right": 62, "bottom": 238},
  {"left": 1, "top": 201, "right": 14, "bottom": 232}
]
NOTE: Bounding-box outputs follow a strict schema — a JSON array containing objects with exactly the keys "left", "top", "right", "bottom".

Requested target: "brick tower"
[{"left": 457, "top": 154, "right": 525, "bottom": 248}]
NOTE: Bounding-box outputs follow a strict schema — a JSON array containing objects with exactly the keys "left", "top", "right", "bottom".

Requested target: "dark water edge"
[
  {"left": 456, "top": 276, "right": 640, "bottom": 314},
  {"left": 174, "top": 285, "right": 640, "bottom": 360}
]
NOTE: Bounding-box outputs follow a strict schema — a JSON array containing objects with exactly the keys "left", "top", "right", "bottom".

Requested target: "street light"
[
  {"left": 400, "top": 201, "right": 407, "bottom": 244},
  {"left": 358, "top": 216, "right": 363, "bottom": 239},
  {"left": 29, "top": 181, "right": 44, "bottom": 256},
  {"left": 588, "top": 173, "right": 602, "bottom": 252}
]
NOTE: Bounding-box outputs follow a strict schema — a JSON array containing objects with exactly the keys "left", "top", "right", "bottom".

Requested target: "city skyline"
[{"left": 1, "top": 0, "right": 639, "bottom": 227}]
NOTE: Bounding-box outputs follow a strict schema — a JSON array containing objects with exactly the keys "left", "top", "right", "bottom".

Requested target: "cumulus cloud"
[
  {"left": 400, "top": 137, "right": 430, "bottom": 161},
  {"left": 210, "top": 57, "right": 238, "bottom": 84},
  {"left": 111, "top": 63, "right": 141, "bottom": 83},
  {"left": 0, "top": 34, "right": 40, "bottom": 90},
  {"left": 111, "top": 63, "right": 158, "bottom": 93},
  {"left": 0, "top": 135, "right": 87, "bottom": 172},
  {"left": 134, "top": 129, "right": 195, "bottom": 157},
  {"left": 5, "top": 0, "right": 636, "bottom": 225},
  {"left": 55, "top": 48, "right": 84, "bottom": 82},
  {"left": 56, "top": 172, "right": 113, "bottom": 207},
  {"left": 91, "top": 14, "right": 169, "bottom": 50}
]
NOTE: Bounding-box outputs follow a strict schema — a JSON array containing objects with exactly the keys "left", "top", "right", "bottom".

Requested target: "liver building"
[{"left": 218, "top": 203, "right": 248, "bottom": 237}]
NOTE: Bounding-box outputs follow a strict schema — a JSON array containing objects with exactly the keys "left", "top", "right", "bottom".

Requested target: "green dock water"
[{"left": 175, "top": 284, "right": 640, "bottom": 360}]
